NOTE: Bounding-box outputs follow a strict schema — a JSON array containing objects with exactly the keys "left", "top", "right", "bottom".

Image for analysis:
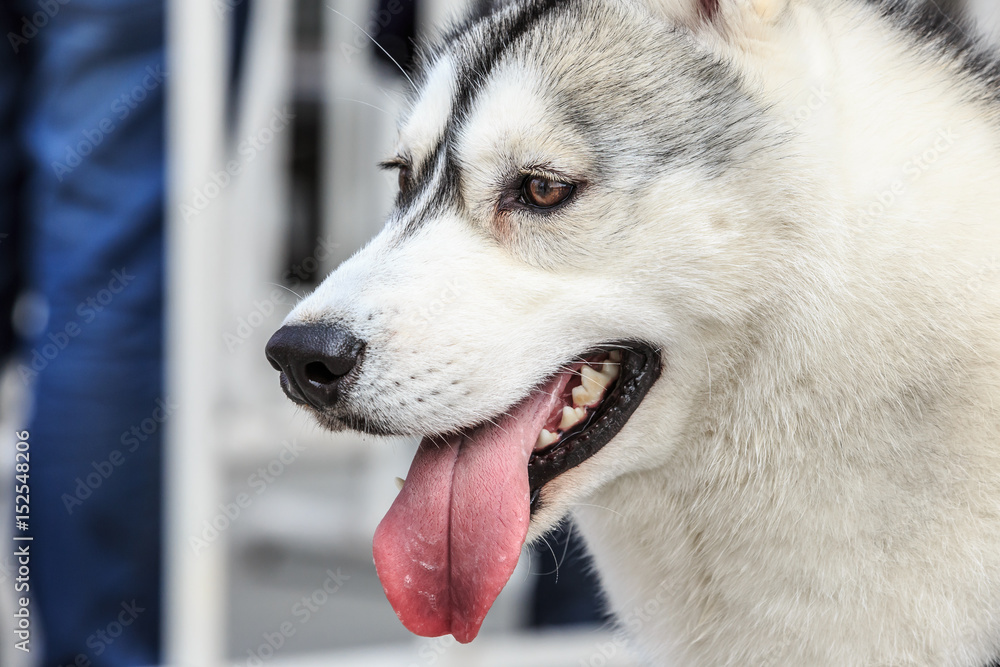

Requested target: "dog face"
[{"left": 267, "top": 0, "right": 796, "bottom": 643}]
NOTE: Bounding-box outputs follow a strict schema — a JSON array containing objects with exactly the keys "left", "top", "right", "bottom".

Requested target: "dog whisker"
[
  {"left": 267, "top": 282, "right": 304, "bottom": 302},
  {"left": 376, "top": 86, "right": 407, "bottom": 104},
  {"left": 567, "top": 502, "right": 625, "bottom": 518},
  {"left": 533, "top": 533, "right": 561, "bottom": 580},
  {"left": 335, "top": 96, "right": 392, "bottom": 116},
  {"left": 325, "top": 6, "right": 415, "bottom": 89}
]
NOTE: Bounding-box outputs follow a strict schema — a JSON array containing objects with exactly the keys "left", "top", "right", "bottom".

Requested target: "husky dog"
[{"left": 266, "top": 0, "right": 1000, "bottom": 663}]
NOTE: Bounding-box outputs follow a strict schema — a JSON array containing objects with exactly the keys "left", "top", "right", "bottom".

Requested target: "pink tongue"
[{"left": 373, "top": 373, "right": 570, "bottom": 643}]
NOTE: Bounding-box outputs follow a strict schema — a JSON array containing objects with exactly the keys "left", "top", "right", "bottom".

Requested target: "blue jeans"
[{"left": 1, "top": 1, "right": 164, "bottom": 664}]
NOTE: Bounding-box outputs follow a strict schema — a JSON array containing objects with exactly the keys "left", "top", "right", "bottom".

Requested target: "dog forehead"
[
  {"left": 445, "top": 11, "right": 666, "bottom": 173},
  {"left": 399, "top": 55, "right": 458, "bottom": 161},
  {"left": 399, "top": 4, "right": 561, "bottom": 159},
  {"left": 453, "top": 61, "right": 591, "bottom": 172}
]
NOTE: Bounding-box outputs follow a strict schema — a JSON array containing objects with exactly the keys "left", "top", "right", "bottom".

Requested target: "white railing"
[{"left": 165, "top": 0, "right": 231, "bottom": 662}]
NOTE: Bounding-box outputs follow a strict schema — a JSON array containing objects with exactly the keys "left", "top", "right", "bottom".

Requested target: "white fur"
[
  {"left": 398, "top": 55, "right": 457, "bottom": 169},
  {"left": 285, "top": 0, "right": 1000, "bottom": 663}
]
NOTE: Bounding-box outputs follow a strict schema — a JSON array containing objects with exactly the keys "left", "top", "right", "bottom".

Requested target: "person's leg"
[{"left": 14, "top": 0, "right": 165, "bottom": 663}]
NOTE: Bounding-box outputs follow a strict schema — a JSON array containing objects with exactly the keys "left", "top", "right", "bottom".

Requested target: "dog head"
[{"left": 267, "top": 0, "right": 805, "bottom": 644}]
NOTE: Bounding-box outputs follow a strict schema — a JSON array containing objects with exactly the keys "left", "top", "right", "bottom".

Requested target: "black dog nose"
[{"left": 265, "top": 324, "right": 365, "bottom": 409}]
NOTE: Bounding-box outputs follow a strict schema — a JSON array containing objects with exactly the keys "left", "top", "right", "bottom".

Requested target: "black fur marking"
[
  {"left": 433, "top": 145, "right": 464, "bottom": 212},
  {"left": 387, "top": 141, "right": 455, "bottom": 239},
  {"left": 448, "top": 0, "right": 566, "bottom": 125}
]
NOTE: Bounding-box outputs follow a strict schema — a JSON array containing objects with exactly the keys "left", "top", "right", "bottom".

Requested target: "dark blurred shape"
[
  {"left": 0, "top": 9, "right": 25, "bottom": 364},
  {"left": 372, "top": 0, "right": 418, "bottom": 74},
  {"left": 229, "top": 0, "right": 253, "bottom": 124},
  {"left": 283, "top": 0, "right": 326, "bottom": 288},
  {"left": 529, "top": 522, "right": 610, "bottom": 629}
]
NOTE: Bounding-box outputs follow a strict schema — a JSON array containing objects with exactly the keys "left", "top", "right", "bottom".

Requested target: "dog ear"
[{"left": 645, "top": 0, "right": 789, "bottom": 35}]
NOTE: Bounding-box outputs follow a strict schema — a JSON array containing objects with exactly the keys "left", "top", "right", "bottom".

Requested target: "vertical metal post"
[{"left": 165, "top": 0, "right": 229, "bottom": 663}]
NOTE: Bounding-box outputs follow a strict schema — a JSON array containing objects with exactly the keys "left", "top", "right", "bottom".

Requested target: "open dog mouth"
[
  {"left": 527, "top": 343, "right": 663, "bottom": 513},
  {"left": 373, "top": 342, "right": 661, "bottom": 644}
]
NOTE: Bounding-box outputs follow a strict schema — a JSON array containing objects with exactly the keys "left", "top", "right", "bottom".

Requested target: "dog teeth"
[
  {"left": 541, "top": 357, "right": 621, "bottom": 447},
  {"left": 572, "top": 384, "right": 596, "bottom": 407},
  {"left": 584, "top": 365, "right": 615, "bottom": 392},
  {"left": 574, "top": 362, "right": 618, "bottom": 407},
  {"left": 559, "top": 406, "right": 587, "bottom": 430},
  {"left": 536, "top": 429, "right": 559, "bottom": 450},
  {"left": 394, "top": 477, "right": 406, "bottom": 491}
]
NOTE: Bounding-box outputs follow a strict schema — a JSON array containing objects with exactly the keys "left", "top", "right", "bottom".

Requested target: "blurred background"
[{"left": 0, "top": 0, "right": 998, "bottom": 665}]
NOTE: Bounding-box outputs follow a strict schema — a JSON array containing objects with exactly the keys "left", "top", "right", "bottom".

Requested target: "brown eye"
[{"left": 521, "top": 176, "right": 575, "bottom": 209}]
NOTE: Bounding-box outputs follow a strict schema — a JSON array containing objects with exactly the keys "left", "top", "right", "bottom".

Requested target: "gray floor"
[
  {"left": 225, "top": 447, "right": 415, "bottom": 657},
  {"left": 227, "top": 546, "right": 412, "bottom": 655}
]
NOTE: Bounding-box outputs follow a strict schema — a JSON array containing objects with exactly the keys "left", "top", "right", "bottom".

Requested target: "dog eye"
[
  {"left": 521, "top": 176, "right": 575, "bottom": 209},
  {"left": 380, "top": 158, "right": 412, "bottom": 195}
]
